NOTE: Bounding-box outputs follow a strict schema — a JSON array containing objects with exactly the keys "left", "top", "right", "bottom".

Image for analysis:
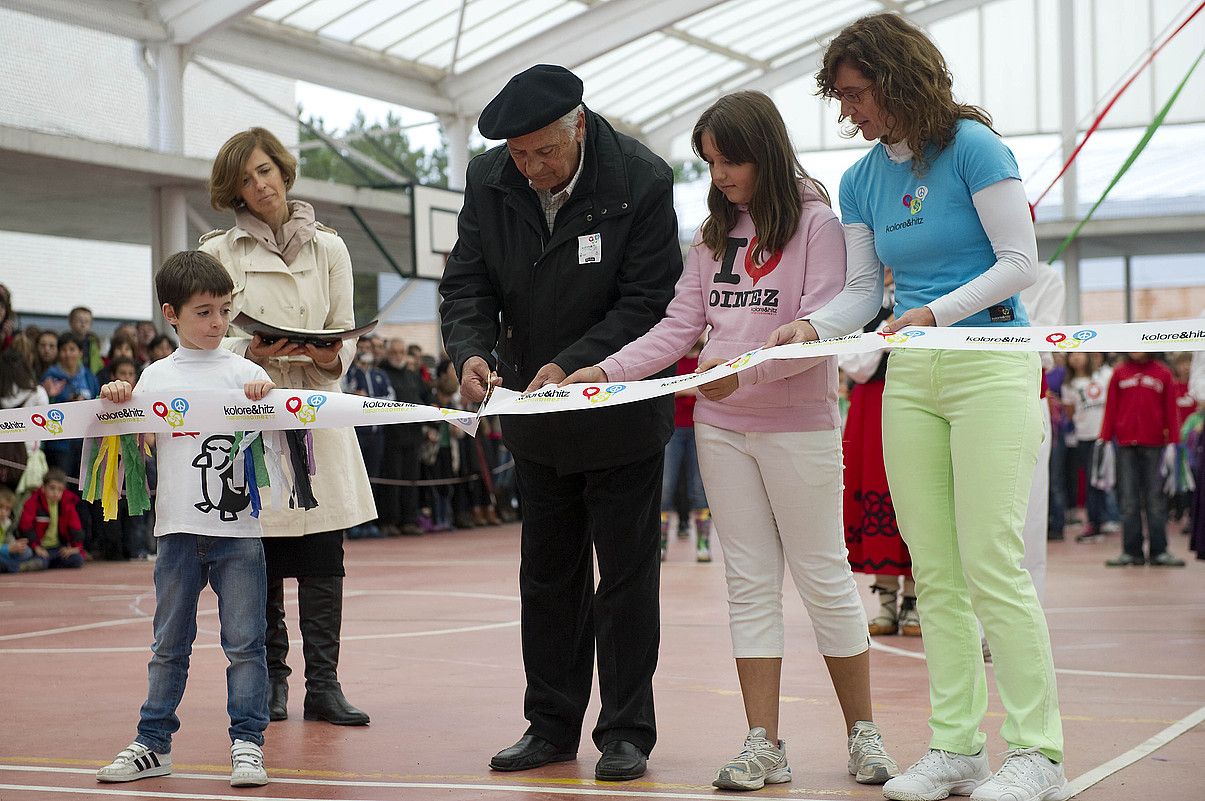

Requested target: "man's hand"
[
  {"left": 525, "top": 363, "right": 567, "bottom": 393},
  {"left": 34, "top": 546, "right": 48, "bottom": 559},
  {"left": 10, "top": 538, "right": 28, "bottom": 555},
  {"left": 882, "top": 306, "right": 936, "bottom": 333},
  {"left": 459, "top": 356, "right": 500, "bottom": 404},
  {"left": 764, "top": 320, "right": 819, "bottom": 348},
  {"left": 696, "top": 358, "right": 739, "bottom": 402},
  {"left": 243, "top": 380, "right": 275, "bottom": 401},
  {"left": 559, "top": 365, "right": 607, "bottom": 387},
  {"left": 101, "top": 380, "right": 134, "bottom": 403}
]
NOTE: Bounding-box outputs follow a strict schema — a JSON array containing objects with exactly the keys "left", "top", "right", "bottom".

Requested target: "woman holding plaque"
[{"left": 202, "top": 127, "right": 374, "bottom": 726}]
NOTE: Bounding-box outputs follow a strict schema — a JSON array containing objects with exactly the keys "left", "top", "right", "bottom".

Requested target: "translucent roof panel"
[{"left": 244, "top": 0, "right": 1204, "bottom": 151}]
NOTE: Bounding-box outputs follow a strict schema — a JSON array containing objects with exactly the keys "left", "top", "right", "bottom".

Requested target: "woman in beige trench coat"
[{"left": 202, "top": 127, "right": 375, "bottom": 726}]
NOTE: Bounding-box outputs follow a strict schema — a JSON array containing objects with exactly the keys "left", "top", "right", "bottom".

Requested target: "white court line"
[
  {"left": 1043, "top": 604, "right": 1205, "bottom": 614},
  {"left": 1064, "top": 704, "right": 1205, "bottom": 797},
  {"left": 0, "top": 620, "right": 520, "bottom": 654},
  {"left": 868, "top": 639, "right": 1205, "bottom": 681},
  {"left": 0, "top": 765, "right": 817, "bottom": 800},
  {"left": 0, "top": 588, "right": 518, "bottom": 645}
]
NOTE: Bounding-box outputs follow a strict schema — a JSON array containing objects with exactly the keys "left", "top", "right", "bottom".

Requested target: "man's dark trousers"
[{"left": 513, "top": 450, "right": 662, "bottom": 757}]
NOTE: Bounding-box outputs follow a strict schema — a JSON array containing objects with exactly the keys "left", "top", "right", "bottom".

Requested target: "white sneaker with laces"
[
  {"left": 712, "top": 727, "right": 791, "bottom": 791},
  {"left": 883, "top": 748, "right": 990, "bottom": 801},
  {"left": 848, "top": 720, "right": 900, "bottom": 784},
  {"left": 230, "top": 739, "right": 269, "bottom": 787},
  {"left": 970, "top": 748, "right": 1067, "bottom": 801},
  {"left": 96, "top": 742, "right": 172, "bottom": 782}
]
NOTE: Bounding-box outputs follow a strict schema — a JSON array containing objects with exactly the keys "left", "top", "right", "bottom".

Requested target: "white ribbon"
[{"left": 3, "top": 318, "right": 1203, "bottom": 443}]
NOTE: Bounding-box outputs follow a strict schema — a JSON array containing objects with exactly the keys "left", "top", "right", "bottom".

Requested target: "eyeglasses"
[{"left": 828, "top": 84, "right": 874, "bottom": 105}]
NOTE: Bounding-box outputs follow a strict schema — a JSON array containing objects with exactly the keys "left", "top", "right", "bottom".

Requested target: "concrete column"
[
  {"left": 440, "top": 114, "right": 471, "bottom": 191},
  {"left": 1059, "top": 0, "right": 1082, "bottom": 324},
  {"left": 145, "top": 43, "right": 189, "bottom": 332}
]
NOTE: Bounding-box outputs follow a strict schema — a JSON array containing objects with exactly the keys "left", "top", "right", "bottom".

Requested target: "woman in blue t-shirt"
[{"left": 768, "top": 13, "right": 1066, "bottom": 801}]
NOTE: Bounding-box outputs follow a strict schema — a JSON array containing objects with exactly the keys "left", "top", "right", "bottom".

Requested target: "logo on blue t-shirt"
[{"left": 886, "top": 185, "right": 931, "bottom": 232}]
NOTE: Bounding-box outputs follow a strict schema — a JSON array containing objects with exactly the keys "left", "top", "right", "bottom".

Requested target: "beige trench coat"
[{"left": 200, "top": 223, "right": 376, "bottom": 537}]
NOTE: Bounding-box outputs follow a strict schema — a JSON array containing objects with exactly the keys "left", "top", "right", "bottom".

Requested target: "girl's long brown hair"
[
  {"left": 692, "top": 91, "right": 829, "bottom": 265},
  {"left": 816, "top": 12, "right": 996, "bottom": 176}
]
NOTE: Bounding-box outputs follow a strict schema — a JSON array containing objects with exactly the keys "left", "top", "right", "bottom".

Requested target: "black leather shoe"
[
  {"left": 268, "top": 679, "right": 288, "bottom": 721},
  {"left": 303, "top": 690, "right": 370, "bottom": 725},
  {"left": 595, "top": 741, "right": 647, "bottom": 781},
  {"left": 489, "top": 735, "right": 576, "bottom": 772}
]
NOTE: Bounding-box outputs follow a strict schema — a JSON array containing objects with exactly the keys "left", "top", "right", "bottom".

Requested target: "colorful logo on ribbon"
[
  {"left": 152, "top": 397, "right": 189, "bottom": 429},
  {"left": 1045, "top": 329, "right": 1098, "bottom": 350},
  {"left": 583, "top": 384, "right": 626, "bottom": 404},
  {"left": 286, "top": 393, "right": 326, "bottom": 424},
  {"left": 726, "top": 351, "right": 756, "bottom": 370},
  {"left": 30, "top": 409, "right": 65, "bottom": 436},
  {"left": 878, "top": 329, "right": 926, "bottom": 345},
  {"left": 901, "top": 185, "right": 928, "bottom": 215}
]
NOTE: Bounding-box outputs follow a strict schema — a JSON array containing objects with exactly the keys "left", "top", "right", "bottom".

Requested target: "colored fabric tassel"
[
  {"left": 82, "top": 436, "right": 123, "bottom": 520},
  {"left": 120, "top": 434, "right": 151, "bottom": 517},
  {"left": 1050, "top": 47, "right": 1205, "bottom": 263},
  {"left": 284, "top": 429, "right": 318, "bottom": 510}
]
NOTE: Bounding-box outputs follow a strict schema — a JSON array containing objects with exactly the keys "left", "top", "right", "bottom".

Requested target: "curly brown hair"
[
  {"left": 816, "top": 12, "right": 995, "bottom": 176},
  {"left": 691, "top": 91, "right": 829, "bottom": 266}
]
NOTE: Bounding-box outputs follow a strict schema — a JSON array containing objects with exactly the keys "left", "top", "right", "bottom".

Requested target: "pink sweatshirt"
[{"left": 600, "top": 185, "right": 846, "bottom": 433}]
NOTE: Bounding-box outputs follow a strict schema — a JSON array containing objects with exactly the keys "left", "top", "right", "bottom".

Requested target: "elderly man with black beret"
[{"left": 440, "top": 64, "right": 682, "bottom": 781}]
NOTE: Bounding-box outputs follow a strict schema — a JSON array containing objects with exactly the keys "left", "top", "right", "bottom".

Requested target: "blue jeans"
[
  {"left": 0, "top": 547, "right": 35, "bottom": 572},
  {"left": 661, "top": 426, "right": 707, "bottom": 512},
  {"left": 136, "top": 534, "right": 268, "bottom": 752},
  {"left": 1047, "top": 430, "right": 1067, "bottom": 535},
  {"left": 1116, "top": 446, "right": 1170, "bottom": 559}
]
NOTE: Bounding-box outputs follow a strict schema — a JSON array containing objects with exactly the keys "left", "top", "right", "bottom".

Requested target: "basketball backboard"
[{"left": 411, "top": 183, "right": 464, "bottom": 279}]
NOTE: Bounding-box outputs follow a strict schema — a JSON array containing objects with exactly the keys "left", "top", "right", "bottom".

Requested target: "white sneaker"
[
  {"left": 970, "top": 748, "right": 1067, "bottom": 801},
  {"left": 230, "top": 739, "right": 268, "bottom": 787},
  {"left": 1100, "top": 521, "right": 1121, "bottom": 534},
  {"left": 848, "top": 720, "right": 900, "bottom": 784},
  {"left": 883, "top": 748, "right": 990, "bottom": 800},
  {"left": 96, "top": 742, "right": 171, "bottom": 782},
  {"left": 712, "top": 727, "right": 792, "bottom": 790}
]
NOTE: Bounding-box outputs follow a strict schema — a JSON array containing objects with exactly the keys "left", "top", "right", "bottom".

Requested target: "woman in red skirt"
[{"left": 840, "top": 272, "right": 918, "bottom": 637}]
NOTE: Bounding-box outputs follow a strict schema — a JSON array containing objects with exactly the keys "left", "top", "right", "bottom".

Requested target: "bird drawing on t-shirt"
[{"left": 192, "top": 435, "right": 250, "bottom": 521}]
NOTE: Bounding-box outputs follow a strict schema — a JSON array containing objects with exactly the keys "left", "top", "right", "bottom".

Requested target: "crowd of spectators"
[{"left": 340, "top": 333, "right": 518, "bottom": 539}]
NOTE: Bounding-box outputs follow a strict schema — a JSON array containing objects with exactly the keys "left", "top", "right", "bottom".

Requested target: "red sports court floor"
[{"left": 0, "top": 521, "right": 1201, "bottom": 801}]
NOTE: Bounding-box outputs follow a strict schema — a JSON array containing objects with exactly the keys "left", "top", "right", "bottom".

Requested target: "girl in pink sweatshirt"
[{"left": 562, "top": 91, "right": 897, "bottom": 791}]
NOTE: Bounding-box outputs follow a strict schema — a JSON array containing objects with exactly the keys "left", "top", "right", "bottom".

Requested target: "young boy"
[
  {"left": 17, "top": 468, "right": 85, "bottom": 569},
  {"left": 68, "top": 305, "right": 104, "bottom": 375},
  {"left": 0, "top": 486, "right": 36, "bottom": 573},
  {"left": 96, "top": 251, "right": 275, "bottom": 787},
  {"left": 1100, "top": 353, "right": 1185, "bottom": 567}
]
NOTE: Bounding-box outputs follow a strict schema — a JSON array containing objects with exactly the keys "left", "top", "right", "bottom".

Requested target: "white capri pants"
[{"left": 695, "top": 422, "right": 869, "bottom": 658}]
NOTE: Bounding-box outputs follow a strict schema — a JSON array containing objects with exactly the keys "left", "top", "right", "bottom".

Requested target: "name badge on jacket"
[{"left": 578, "top": 233, "right": 602, "bottom": 264}]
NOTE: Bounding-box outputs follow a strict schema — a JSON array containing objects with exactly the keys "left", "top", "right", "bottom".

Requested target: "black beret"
[{"left": 478, "top": 64, "right": 584, "bottom": 140}]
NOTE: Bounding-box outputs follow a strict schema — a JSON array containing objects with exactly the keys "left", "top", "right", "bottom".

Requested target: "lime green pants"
[{"left": 882, "top": 349, "right": 1063, "bottom": 763}]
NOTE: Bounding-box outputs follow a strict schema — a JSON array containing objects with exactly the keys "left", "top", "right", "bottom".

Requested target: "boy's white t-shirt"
[{"left": 136, "top": 347, "right": 271, "bottom": 538}]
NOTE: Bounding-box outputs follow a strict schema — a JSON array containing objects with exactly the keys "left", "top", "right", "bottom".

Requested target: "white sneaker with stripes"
[
  {"left": 230, "top": 739, "right": 269, "bottom": 787},
  {"left": 713, "top": 727, "right": 792, "bottom": 790},
  {"left": 96, "top": 742, "right": 172, "bottom": 782}
]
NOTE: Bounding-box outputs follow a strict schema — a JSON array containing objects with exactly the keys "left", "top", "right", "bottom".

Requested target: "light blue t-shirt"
[{"left": 839, "top": 118, "right": 1028, "bottom": 327}]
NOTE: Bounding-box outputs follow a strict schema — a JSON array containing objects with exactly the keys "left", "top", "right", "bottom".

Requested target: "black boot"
[
  {"left": 298, "top": 575, "right": 369, "bottom": 725},
  {"left": 265, "top": 577, "right": 290, "bottom": 722}
]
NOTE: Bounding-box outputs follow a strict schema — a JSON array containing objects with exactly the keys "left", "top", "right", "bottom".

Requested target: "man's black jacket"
[{"left": 440, "top": 109, "right": 682, "bottom": 473}]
